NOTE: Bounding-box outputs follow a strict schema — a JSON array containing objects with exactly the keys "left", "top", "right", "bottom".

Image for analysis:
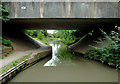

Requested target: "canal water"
[{"left": 10, "top": 41, "right": 118, "bottom": 82}]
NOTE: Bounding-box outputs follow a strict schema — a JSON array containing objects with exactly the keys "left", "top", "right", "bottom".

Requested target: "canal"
[{"left": 10, "top": 41, "right": 118, "bottom": 82}]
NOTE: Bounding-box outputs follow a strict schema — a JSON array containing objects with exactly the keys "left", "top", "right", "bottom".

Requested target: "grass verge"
[{"left": 0, "top": 52, "right": 32, "bottom": 74}]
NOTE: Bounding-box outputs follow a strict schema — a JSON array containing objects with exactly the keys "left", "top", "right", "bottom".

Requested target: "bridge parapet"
[{"left": 2, "top": 2, "right": 120, "bottom": 18}]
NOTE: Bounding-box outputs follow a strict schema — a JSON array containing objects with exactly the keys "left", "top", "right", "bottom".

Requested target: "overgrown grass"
[
  {"left": 85, "top": 29, "right": 120, "bottom": 69},
  {"left": 0, "top": 52, "right": 32, "bottom": 74},
  {"left": 34, "top": 37, "right": 50, "bottom": 45},
  {"left": 35, "top": 37, "right": 61, "bottom": 45}
]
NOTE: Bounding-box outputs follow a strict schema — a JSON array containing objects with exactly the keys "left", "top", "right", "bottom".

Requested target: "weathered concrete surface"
[
  {"left": 68, "top": 28, "right": 115, "bottom": 54},
  {"left": 0, "top": 50, "right": 51, "bottom": 84},
  {"left": 68, "top": 34, "right": 109, "bottom": 54},
  {"left": 2, "top": 2, "right": 120, "bottom": 32},
  {"left": 3, "top": 2, "right": 120, "bottom": 18}
]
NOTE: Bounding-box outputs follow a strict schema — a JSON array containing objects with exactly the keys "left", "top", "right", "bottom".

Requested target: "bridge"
[
  {"left": 2, "top": 0, "right": 120, "bottom": 50},
  {"left": 2, "top": 2, "right": 120, "bottom": 31},
  {"left": 2, "top": 2, "right": 120, "bottom": 18},
  {"left": 1, "top": 1, "right": 120, "bottom": 83},
  {"left": 2, "top": 1, "right": 120, "bottom": 53}
]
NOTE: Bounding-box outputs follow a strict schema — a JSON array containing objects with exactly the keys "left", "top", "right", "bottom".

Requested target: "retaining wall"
[{"left": 0, "top": 49, "right": 52, "bottom": 84}]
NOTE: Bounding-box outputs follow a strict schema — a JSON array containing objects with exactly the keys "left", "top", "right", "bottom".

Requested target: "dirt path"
[{"left": 0, "top": 32, "right": 51, "bottom": 68}]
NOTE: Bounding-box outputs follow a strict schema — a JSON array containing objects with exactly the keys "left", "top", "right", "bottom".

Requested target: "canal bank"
[
  {"left": 0, "top": 32, "right": 52, "bottom": 84},
  {"left": 10, "top": 41, "right": 118, "bottom": 82}
]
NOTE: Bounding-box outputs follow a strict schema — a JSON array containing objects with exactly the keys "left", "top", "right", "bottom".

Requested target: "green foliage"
[
  {"left": 34, "top": 37, "right": 51, "bottom": 45},
  {"left": 53, "top": 30, "right": 80, "bottom": 45},
  {"left": 56, "top": 46, "right": 73, "bottom": 61},
  {"left": 0, "top": 37, "right": 13, "bottom": 48},
  {"left": 25, "top": 30, "right": 48, "bottom": 40},
  {"left": 85, "top": 29, "right": 120, "bottom": 69},
  {"left": 0, "top": 52, "right": 32, "bottom": 74},
  {"left": 0, "top": 3, "right": 10, "bottom": 22},
  {"left": 88, "top": 30, "right": 94, "bottom": 35},
  {"left": 25, "top": 30, "right": 81, "bottom": 46},
  {"left": 25, "top": 30, "right": 50, "bottom": 45}
]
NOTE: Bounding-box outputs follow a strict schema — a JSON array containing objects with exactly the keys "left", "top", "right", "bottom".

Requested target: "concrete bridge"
[
  {"left": 2, "top": 1, "right": 120, "bottom": 53},
  {"left": 3, "top": 2, "right": 120, "bottom": 18},
  {"left": 2, "top": 2, "right": 120, "bottom": 31},
  {"left": 1, "top": 2, "right": 120, "bottom": 83}
]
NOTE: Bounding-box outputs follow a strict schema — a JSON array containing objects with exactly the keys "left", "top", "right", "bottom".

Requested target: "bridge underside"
[
  {"left": 3, "top": 18, "right": 120, "bottom": 29},
  {"left": 2, "top": 18, "right": 120, "bottom": 54},
  {"left": 3, "top": 18, "right": 120, "bottom": 35}
]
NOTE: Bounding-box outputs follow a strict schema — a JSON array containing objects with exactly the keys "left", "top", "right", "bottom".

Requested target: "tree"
[{"left": 0, "top": 3, "right": 9, "bottom": 22}]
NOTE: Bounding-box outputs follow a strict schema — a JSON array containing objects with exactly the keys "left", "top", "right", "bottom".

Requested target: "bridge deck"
[{"left": 3, "top": 18, "right": 120, "bottom": 36}]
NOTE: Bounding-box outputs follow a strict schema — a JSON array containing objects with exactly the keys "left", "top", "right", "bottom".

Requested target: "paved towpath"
[{"left": 0, "top": 34, "right": 51, "bottom": 68}]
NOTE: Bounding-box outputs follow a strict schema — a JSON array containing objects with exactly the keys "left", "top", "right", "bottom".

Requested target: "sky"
[{"left": 47, "top": 30, "right": 55, "bottom": 34}]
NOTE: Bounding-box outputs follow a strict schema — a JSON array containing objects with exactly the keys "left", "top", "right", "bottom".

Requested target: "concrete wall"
[{"left": 3, "top": 2, "right": 120, "bottom": 18}]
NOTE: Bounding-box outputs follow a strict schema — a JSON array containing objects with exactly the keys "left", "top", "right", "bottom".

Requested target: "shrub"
[
  {"left": 0, "top": 37, "right": 13, "bottom": 48},
  {"left": 53, "top": 30, "right": 80, "bottom": 45},
  {"left": 25, "top": 30, "right": 48, "bottom": 40},
  {"left": 0, "top": 3, "right": 10, "bottom": 22},
  {"left": 85, "top": 29, "right": 120, "bottom": 69}
]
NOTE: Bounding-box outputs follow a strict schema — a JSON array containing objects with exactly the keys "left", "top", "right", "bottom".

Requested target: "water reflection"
[
  {"left": 11, "top": 41, "right": 118, "bottom": 82},
  {"left": 44, "top": 41, "right": 77, "bottom": 66},
  {"left": 44, "top": 41, "right": 61, "bottom": 66}
]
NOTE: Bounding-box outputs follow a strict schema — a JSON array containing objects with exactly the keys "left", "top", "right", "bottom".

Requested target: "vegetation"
[
  {"left": 0, "top": 52, "right": 32, "bottom": 74},
  {"left": 0, "top": 37, "right": 13, "bottom": 59},
  {"left": 25, "top": 28, "right": 120, "bottom": 69},
  {"left": 50, "top": 42, "right": 77, "bottom": 66},
  {"left": 25, "top": 30, "right": 81, "bottom": 46},
  {"left": 25, "top": 30, "right": 50, "bottom": 45},
  {"left": 0, "top": 3, "right": 10, "bottom": 22},
  {"left": 25, "top": 30, "right": 48, "bottom": 39},
  {"left": 52, "top": 30, "right": 81, "bottom": 45},
  {"left": 85, "top": 29, "right": 120, "bottom": 69},
  {"left": 0, "top": 37, "right": 13, "bottom": 48},
  {"left": 55, "top": 45, "right": 73, "bottom": 61}
]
